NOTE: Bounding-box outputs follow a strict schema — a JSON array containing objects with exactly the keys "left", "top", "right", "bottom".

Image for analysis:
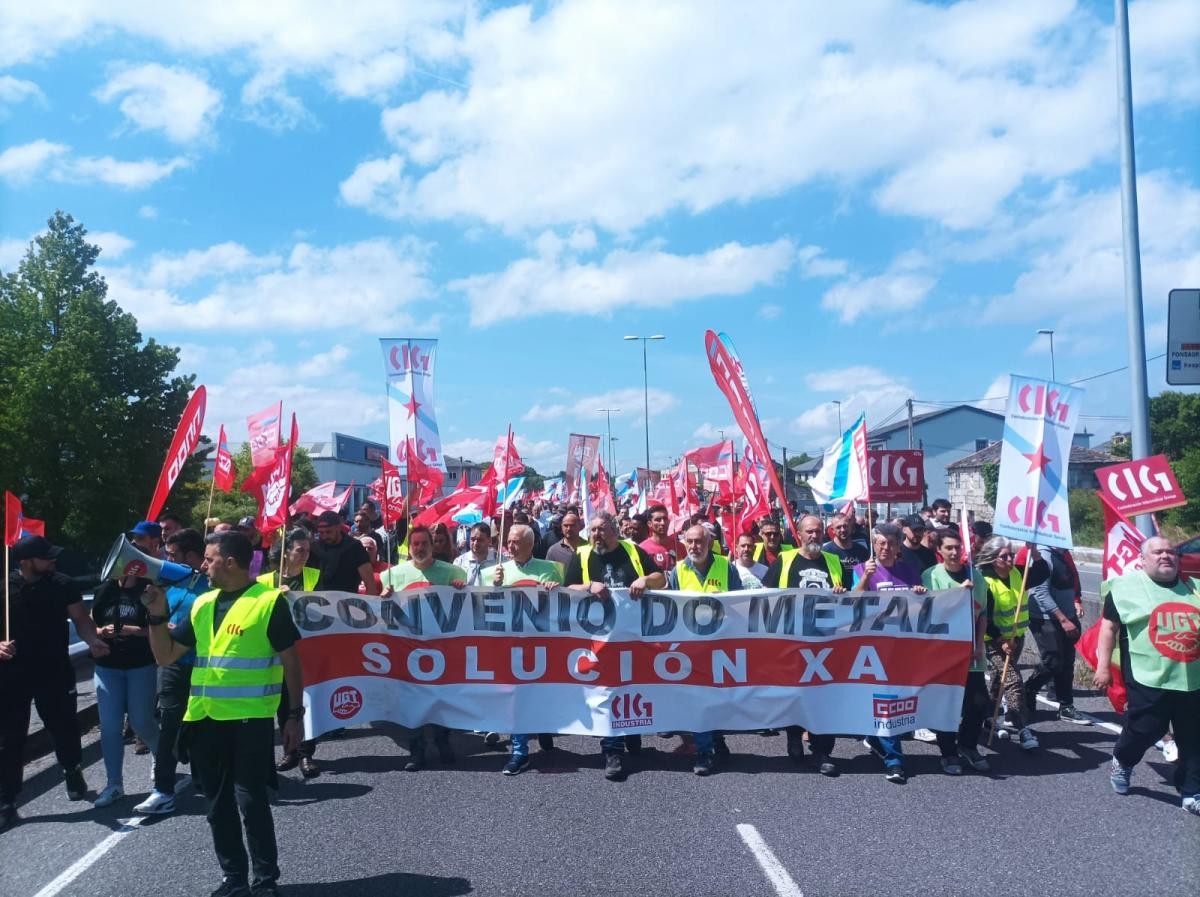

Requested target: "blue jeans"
[
  {"left": 511, "top": 733, "right": 531, "bottom": 757},
  {"left": 693, "top": 731, "right": 715, "bottom": 754},
  {"left": 94, "top": 664, "right": 160, "bottom": 787},
  {"left": 866, "top": 734, "right": 904, "bottom": 769}
]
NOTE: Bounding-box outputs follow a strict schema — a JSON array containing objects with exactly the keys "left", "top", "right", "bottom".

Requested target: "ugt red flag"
[
  {"left": 5, "top": 491, "right": 23, "bottom": 547},
  {"left": 591, "top": 459, "right": 617, "bottom": 515},
  {"left": 147, "top": 386, "right": 207, "bottom": 522},
  {"left": 686, "top": 439, "right": 735, "bottom": 503},
  {"left": 704, "top": 331, "right": 799, "bottom": 544},
  {"left": 213, "top": 424, "right": 236, "bottom": 492},
  {"left": 247, "top": 401, "right": 283, "bottom": 469},
  {"left": 290, "top": 481, "right": 354, "bottom": 517},
  {"left": 242, "top": 414, "right": 296, "bottom": 532}
]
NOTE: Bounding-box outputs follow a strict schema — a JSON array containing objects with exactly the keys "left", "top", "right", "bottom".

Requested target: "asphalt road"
[{"left": 3, "top": 680, "right": 1196, "bottom": 897}]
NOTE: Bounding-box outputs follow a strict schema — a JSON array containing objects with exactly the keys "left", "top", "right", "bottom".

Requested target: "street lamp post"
[
  {"left": 832, "top": 400, "right": 843, "bottom": 434},
  {"left": 623, "top": 335, "right": 665, "bottom": 470},
  {"left": 595, "top": 407, "right": 621, "bottom": 472},
  {"left": 1037, "top": 329, "right": 1056, "bottom": 381}
]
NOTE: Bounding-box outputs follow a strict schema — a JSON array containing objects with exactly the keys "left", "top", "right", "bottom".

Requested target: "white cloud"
[
  {"left": 820, "top": 254, "right": 937, "bottom": 323},
  {"left": 795, "top": 245, "right": 848, "bottom": 278},
  {"left": 522, "top": 387, "right": 677, "bottom": 424},
  {"left": 791, "top": 368, "right": 913, "bottom": 446},
  {"left": 90, "top": 231, "right": 134, "bottom": 259},
  {"left": 0, "top": 237, "right": 29, "bottom": 271},
  {"left": 758, "top": 304, "right": 782, "bottom": 320},
  {"left": 95, "top": 63, "right": 222, "bottom": 143},
  {"left": 442, "top": 434, "right": 563, "bottom": 471},
  {"left": 805, "top": 366, "right": 898, "bottom": 393},
  {"left": 691, "top": 422, "right": 736, "bottom": 442},
  {"left": 0, "top": 139, "right": 68, "bottom": 182},
  {"left": 138, "top": 205, "right": 158, "bottom": 219},
  {"left": 66, "top": 154, "right": 189, "bottom": 188},
  {"left": 103, "top": 237, "right": 434, "bottom": 334},
  {"left": 452, "top": 238, "right": 796, "bottom": 326},
  {"left": 0, "top": 75, "right": 43, "bottom": 110}
]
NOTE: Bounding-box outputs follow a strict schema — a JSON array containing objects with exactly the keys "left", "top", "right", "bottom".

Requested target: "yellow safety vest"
[
  {"left": 185, "top": 583, "right": 285, "bottom": 722},
  {"left": 753, "top": 542, "right": 795, "bottom": 562},
  {"left": 984, "top": 569, "right": 1029, "bottom": 641},
  {"left": 257, "top": 567, "right": 320, "bottom": 591},
  {"left": 578, "top": 539, "right": 645, "bottom": 584},
  {"left": 675, "top": 554, "right": 730, "bottom": 592},
  {"left": 777, "top": 549, "right": 843, "bottom": 589}
]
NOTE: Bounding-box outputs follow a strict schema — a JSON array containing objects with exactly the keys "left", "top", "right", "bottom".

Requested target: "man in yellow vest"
[
  {"left": 762, "top": 514, "right": 845, "bottom": 776},
  {"left": 1095, "top": 536, "right": 1200, "bottom": 814},
  {"left": 752, "top": 519, "right": 794, "bottom": 567},
  {"left": 665, "top": 524, "right": 741, "bottom": 775},
  {"left": 142, "top": 531, "right": 304, "bottom": 897},
  {"left": 564, "top": 510, "right": 664, "bottom": 781}
]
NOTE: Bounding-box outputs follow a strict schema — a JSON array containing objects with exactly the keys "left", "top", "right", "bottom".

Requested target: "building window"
[{"left": 975, "top": 438, "right": 989, "bottom": 452}]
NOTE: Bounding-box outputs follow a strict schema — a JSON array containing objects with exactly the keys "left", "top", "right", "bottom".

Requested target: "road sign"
[
  {"left": 866, "top": 449, "right": 924, "bottom": 501},
  {"left": 1096, "top": 454, "right": 1186, "bottom": 516},
  {"left": 1167, "top": 288, "right": 1200, "bottom": 385}
]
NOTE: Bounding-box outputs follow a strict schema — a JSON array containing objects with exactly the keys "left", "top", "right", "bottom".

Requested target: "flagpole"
[
  {"left": 202, "top": 473, "right": 217, "bottom": 538},
  {"left": 3, "top": 546, "right": 9, "bottom": 642},
  {"left": 496, "top": 424, "right": 513, "bottom": 569},
  {"left": 987, "top": 546, "right": 1035, "bottom": 747}
]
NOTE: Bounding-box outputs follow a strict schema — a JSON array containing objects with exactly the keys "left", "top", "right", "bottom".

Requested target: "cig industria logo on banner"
[
  {"left": 610, "top": 692, "right": 654, "bottom": 729},
  {"left": 872, "top": 693, "right": 918, "bottom": 731}
]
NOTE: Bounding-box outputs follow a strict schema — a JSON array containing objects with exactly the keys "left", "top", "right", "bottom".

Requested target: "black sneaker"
[
  {"left": 785, "top": 737, "right": 805, "bottom": 766},
  {"left": 250, "top": 884, "right": 281, "bottom": 897},
  {"left": 714, "top": 734, "right": 731, "bottom": 758},
  {"left": 0, "top": 803, "right": 18, "bottom": 832},
  {"left": 1057, "top": 705, "right": 1093, "bottom": 726},
  {"left": 502, "top": 755, "right": 531, "bottom": 776},
  {"left": 210, "top": 878, "right": 250, "bottom": 897},
  {"left": 537, "top": 734, "right": 556, "bottom": 752},
  {"left": 692, "top": 753, "right": 715, "bottom": 776},
  {"left": 65, "top": 766, "right": 87, "bottom": 801},
  {"left": 624, "top": 735, "right": 642, "bottom": 755},
  {"left": 404, "top": 750, "right": 426, "bottom": 772},
  {"left": 885, "top": 766, "right": 907, "bottom": 784},
  {"left": 603, "top": 752, "right": 626, "bottom": 781},
  {"left": 814, "top": 753, "right": 838, "bottom": 777}
]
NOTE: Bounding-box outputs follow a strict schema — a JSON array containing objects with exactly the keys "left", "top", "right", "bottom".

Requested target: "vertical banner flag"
[
  {"left": 704, "top": 331, "right": 800, "bottom": 544},
  {"left": 4, "top": 491, "right": 23, "bottom": 547},
  {"left": 809, "top": 413, "right": 870, "bottom": 511},
  {"left": 592, "top": 459, "right": 618, "bottom": 515},
  {"left": 565, "top": 433, "right": 601, "bottom": 502},
  {"left": 147, "top": 386, "right": 207, "bottom": 521},
  {"left": 736, "top": 444, "right": 771, "bottom": 534},
  {"left": 247, "top": 401, "right": 283, "bottom": 469},
  {"left": 242, "top": 413, "right": 297, "bottom": 532},
  {"left": 213, "top": 424, "right": 236, "bottom": 492},
  {"left": 380, "top": 458, "right": 404, "bottom": 526},
  {"left": 381, "top": 339, "right": 445, "bottom": 473},
  {"left": 992, "top": 376, "right": 1084, "bottom": 548}
]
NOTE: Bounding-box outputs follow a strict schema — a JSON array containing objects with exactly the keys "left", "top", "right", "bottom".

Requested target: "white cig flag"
[{"left": 380, "top": 339, "right": 445, "bottom": 472}]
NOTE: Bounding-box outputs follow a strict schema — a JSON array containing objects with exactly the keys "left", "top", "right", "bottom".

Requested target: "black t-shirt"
[
  {"left": 944, "top": 566, "right": 970, "bottom": 584},
  {"left": 901, "top": 544, "right": 938, "bottom": 573},
  {"left": 91, "top": 579, "right": 154, "bottom": 669},
  {"left": 311, "top": 535, "right": 371, "bottom": 592},
  {"left": 821, "top": 539, "right": 869, "bottom": 569},
  {"left": 171, "top": 586, "right": 300, "bottom": 654},
  {"left": 564, "top": 543, "right": 660, "bottom": 587},
  {"left": 4, "top": 571, "right": 81, "bottom": 671},
  {"left": 762, "top": 553, "right": 839, "bottom": 589}
]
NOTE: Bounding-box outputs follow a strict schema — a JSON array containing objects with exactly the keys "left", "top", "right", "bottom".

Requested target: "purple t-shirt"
[{"left": 853, "top": 559, "right": 923, "bottom": 591}]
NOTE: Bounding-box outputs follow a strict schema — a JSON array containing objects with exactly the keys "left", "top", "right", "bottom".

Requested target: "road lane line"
[
  {"left": 32, "top": 775, "right": 191, "bottom": 897},
  {"left": 736, "top": 823, "right": 803, "bottom": 897},
  {"left": 1035, "top": 695, "right": 1123, "bottom": 735}
]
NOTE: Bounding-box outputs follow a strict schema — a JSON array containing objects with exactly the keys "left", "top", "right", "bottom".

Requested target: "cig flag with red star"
[
  {"left": 992, "top": 375, "right": 1084, "bottom": 549},
  {"left": 381, "top": 339, "right": 445, "bottom": 474}
]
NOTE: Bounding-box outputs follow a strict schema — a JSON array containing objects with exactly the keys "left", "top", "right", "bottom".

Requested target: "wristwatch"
[
  {"left": 286, "top": 707, "right": 306, "bottom": 720},
  {"left": 146, "top": 614, "right": 169, "bottom": 626}
]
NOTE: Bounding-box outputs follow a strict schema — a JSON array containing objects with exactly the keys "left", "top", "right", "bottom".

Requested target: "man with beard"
[
  {"left": 1096, "top": 537, "right": 1200, "bottom": 814},
  {"left": 311, "top": 511, "right": 379, "bottom": 595}
]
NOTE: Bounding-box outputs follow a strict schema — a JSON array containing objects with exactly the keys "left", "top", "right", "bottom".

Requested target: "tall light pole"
[
  {"left": 1037, "top": 329, "right": 1056, "bottom": 381},
  {"left": 832, "top": 400, "right": 843, "bottom": 434},
  {"left": 1114, "top": 0, "right": 1153, "bottom": 535},
  {"left": 624, "top": 335, "right": 665, "bottom": 470},
  {"left": 595, "top": 407, "right": 620, "bottom": 472}
]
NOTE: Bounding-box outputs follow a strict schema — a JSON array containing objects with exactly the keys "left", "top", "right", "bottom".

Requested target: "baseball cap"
[
  {"left": 236, "top": 516, "right": 257, "bottom": 530},
  {"left": 129, "top": 520, "right": 162, "bottom": 538},
  {"left": 13, "top": 535, "right": 62, "bottom": 562},
  {"left": 901, "top": 514, "right": 926, "bottom": 530}
]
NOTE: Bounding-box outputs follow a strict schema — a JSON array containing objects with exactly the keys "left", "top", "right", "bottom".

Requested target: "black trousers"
[
  {"left": 1025, "top": 616, "right": 1077, "bottom": 706},
  {"left": 275, "top": 681, "right": 315, "bottom": 760},
  {"left": 1114, "top": 681, "right": 1200, "bottom": 797},
  {"left": 153, "top": 663, "right": 192, "bottom": 794},
  {"left": 188, "top": 717, "right": 280, "bottom": 888},
  {"left": 0, "top": 663, "right": 81, "bottom": 804},
  {"left": 784, "top": 725, "right": 834, "bottom": 755},
  {"left": 957, "top": 670, "right": 992, "bottom": 752}
]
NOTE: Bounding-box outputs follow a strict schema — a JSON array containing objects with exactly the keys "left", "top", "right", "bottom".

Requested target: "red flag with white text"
[
  {"left": 247, "top": 401, "right": 283, "bottom": 470},
  {"left": 380, "top": 458, "right": 404, "bottom": 526},
  {"left": 213, "top": 424, "right": 236, "bottom": 492},
  {"left": 242, "top": 413, "right": 296, "bottom": 532},
  {"left": 290, "top": 481, "right": 354, "bottom": 517},
  {"left": 591, "top": 459, "right": 617, "bottom": 515},
  {"left": 147, "top": 386, "right": 207, "bottom": 522}
]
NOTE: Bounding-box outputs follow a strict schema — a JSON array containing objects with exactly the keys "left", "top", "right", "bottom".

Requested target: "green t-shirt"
[
  {"left": 923, "top": 563, "right": 988, "bottom": 673},
  {"left": 484, "top": 557, "right": 565, "bottom": 587},
  {"left": 381, "top": 559, "right": 468, "bottom": 590}
]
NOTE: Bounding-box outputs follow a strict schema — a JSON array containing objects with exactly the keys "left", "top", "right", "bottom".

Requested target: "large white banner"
[
  {"left": 380, "top": 338, "right": 445, "bottom": 472},
  {"left": 992, "top": 375, "right": 1084, "bottom": 549},
  {"left": 288, "top": 587, "right": 973, "bottom": 740}
]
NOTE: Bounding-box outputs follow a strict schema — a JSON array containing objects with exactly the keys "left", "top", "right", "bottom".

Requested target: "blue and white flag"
[
  {"left": 451, "top": 476, "right": 525, "bottom": 524},
  {"left": 614, "top": 468, "right": 639, "bottom": 501},
  {"left": 809, "top": 413, "right": 870, "bottom": 510}
]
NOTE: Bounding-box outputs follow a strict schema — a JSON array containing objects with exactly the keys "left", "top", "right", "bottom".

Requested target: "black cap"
[
  {"left": 902, "top": 514, "right": 926, "bottom": 530},
  {"left": 236, "top": 516, "right": 257, "bottom": 530},
  {"left": 12, "top": 535, "right": 62, "bottom": 562}
]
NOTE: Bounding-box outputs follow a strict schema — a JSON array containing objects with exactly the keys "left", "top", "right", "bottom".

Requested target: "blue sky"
[{"left": 1, "top": 0, "right": 1197, "bottom": 478}]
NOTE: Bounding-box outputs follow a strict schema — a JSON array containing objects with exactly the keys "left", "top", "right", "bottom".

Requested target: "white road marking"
[
  {"left": 32, "top": 775, "right": 191, "bottom": 897},
  {"left": 1035, "top": 695, "right": 1123, "bottom": 735},
  {"left": 737, "top": 823, "right": 804, "bottom": 897}
]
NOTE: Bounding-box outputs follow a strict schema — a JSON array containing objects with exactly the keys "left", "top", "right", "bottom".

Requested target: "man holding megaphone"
[{"left": 141, "top": 530, "right": 305, "bottom": 897}]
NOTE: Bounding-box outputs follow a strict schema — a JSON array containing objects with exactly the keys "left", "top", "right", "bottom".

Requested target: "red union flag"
[
  {"left": 867, "top": 449, "right": 924, "bottom": 502},
  {"left": 147, "top": 386, "right": 207, "bottom": 522},
  {"left": 5, "top": 491, "right": 22, "bottom": 547},
  {"left": 401, "top": 437, "right": 445, "bottom": 505},
  {"left": 1101, "top": 495, "right": 1146, "bottom": 581},
  {"left": 686, "top": 439, "right": 735, "bottom": 502},
  {"left": 565, "top": 433, "right": 601, "bottom": 502},
  {"left": 213, "top": 424, "right": 236, "bottom": 492},
  {"left": 242, "top": 413, "right": 297, "bottom": 532},
  {"left": 247, "top": 401, "right": 282, "bottom": 469},
  {"left": 704, "top": 331, "right": 800, "bottom": 544},
  {"left": 290, "top": 481, "right": 354, "bottom": 517},
  {"left": 380, "top": 458, "right": 404, "bottom": 526},
  {"left": 1096, "top": 454, "right": 1185, "bottom": 517},
  {"left": 736, "top": 445, "right": 770, "bottom": 534}
]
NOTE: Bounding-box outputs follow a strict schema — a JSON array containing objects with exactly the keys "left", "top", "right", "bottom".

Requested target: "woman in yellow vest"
[
  {"left": 977, "top": 535, "right": 1049, "bottom": 752},
  {"left": 260, "top": 527, "right": 321, "bottom": 777}
]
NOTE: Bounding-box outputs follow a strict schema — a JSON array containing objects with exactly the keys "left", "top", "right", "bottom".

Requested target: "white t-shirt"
[{"left": 734, "top": 559, "right": 768, "bottom": 589}]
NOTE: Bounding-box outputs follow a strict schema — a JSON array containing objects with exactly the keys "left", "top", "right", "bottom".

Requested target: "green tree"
[
  {"left": 786, "top": 453, "right": 812, "bottom": 468},
  {"left": 196, "top": 440, "right": 318, "bottom": 527},
  {"left": 0, "top": 212, "right": 200, "bottom": 558},
  {"left": 1068, "top": 488, "right": 1104, "bottom": 547},
  {"left": 981, "top": 462, "right": 999, "bottom": 508}
]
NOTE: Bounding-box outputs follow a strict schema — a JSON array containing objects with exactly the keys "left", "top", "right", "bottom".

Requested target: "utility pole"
[
  {"left": 1114, "top": 0, "right": 1154, "bottom": 535},
  {"left": 906, "top": 398, "right": 915, "bottom": 449},
  {"left": 781, "top": 446, "right": 789, "bottom": 511}
]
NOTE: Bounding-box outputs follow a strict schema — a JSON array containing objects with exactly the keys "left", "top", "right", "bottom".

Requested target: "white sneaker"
[
  {"left": 1018, "top": 727, "right": 1039, "bottom": 751},
  {"left": 133, "top": 790, "right": 176, "bottom": 815},
  {"left": 93, "top": 784, "right": 124, "bottom": 808},
  {"left": 914, "top": 728, "right": 937, "bottom": 743},
  {"left": 1158, "top": 739, "right": 1180, "bottom": 763}
]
